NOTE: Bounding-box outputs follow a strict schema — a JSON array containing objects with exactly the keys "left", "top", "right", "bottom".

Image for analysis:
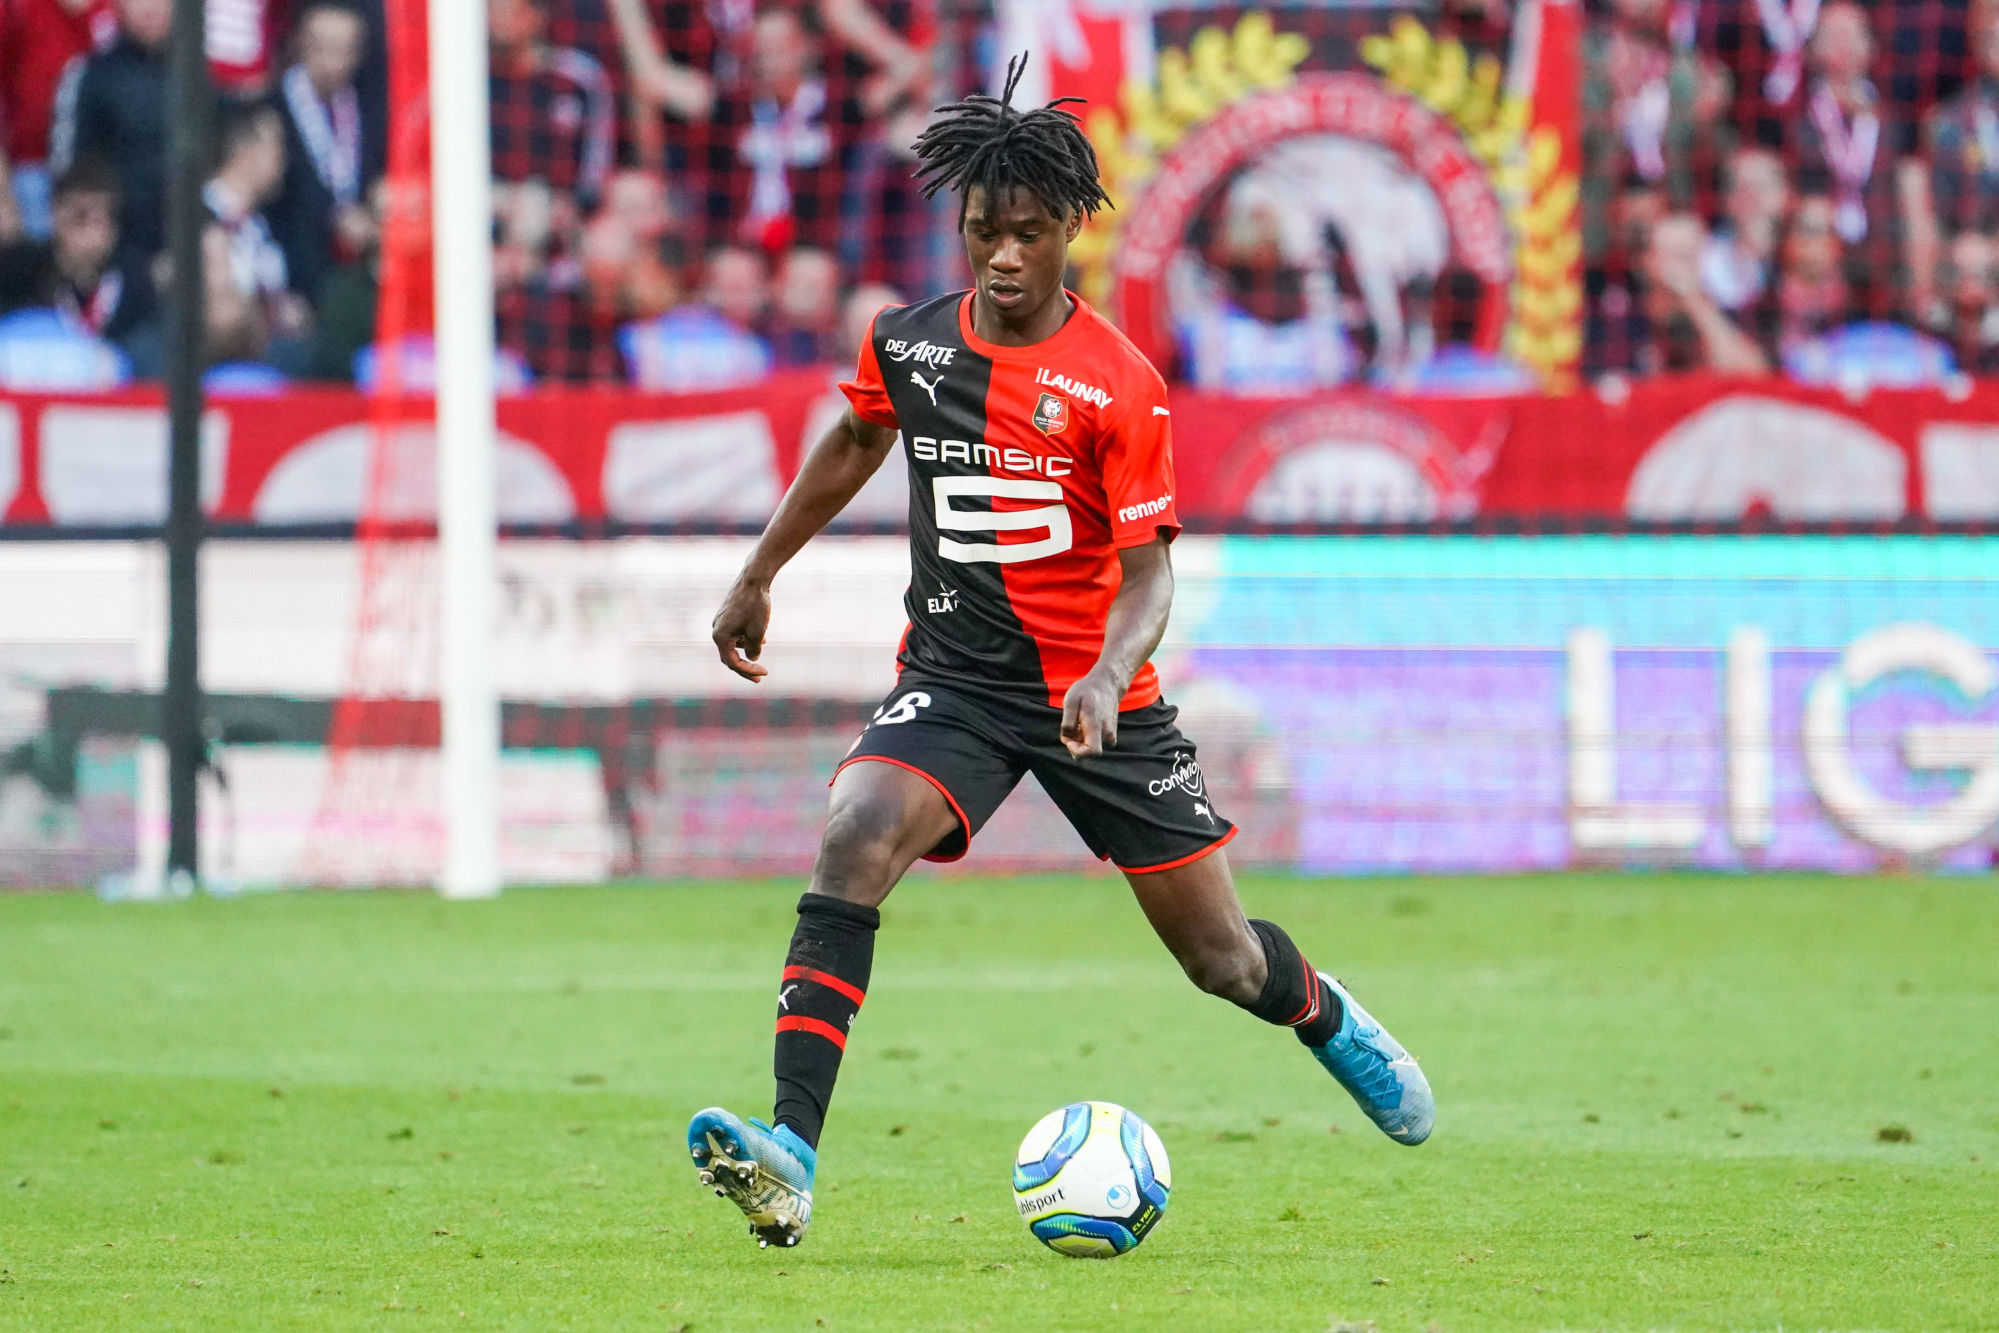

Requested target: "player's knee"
[
  {"left": 813, "top": 799, "right": 906, "bottom": 899},
  {"left": 1177, "top": 941, "right": 1263, "bottom": 1006}
]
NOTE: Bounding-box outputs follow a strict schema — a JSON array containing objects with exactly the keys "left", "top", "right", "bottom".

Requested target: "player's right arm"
[
  {"left": 714, "top": 312, "right": 903, "bottom": 681},
  {"left": 711, "top": 406, "right": 899, "bottom": 682}
]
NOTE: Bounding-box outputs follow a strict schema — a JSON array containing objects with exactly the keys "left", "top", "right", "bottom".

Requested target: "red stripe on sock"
[
  {"left": 776, "top": 1015, "right": 848, "bottom": 1049},
  {"left": 1283, "top": 955, "right": 1320, "bottom": 1027},
  {"left": 782, "top": 965, "right": 867, "bottom": 1007}
]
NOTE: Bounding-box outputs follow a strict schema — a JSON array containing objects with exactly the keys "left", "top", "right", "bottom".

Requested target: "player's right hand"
[{"left": 712, "top": 578, "right": 773, "bottom": 682}]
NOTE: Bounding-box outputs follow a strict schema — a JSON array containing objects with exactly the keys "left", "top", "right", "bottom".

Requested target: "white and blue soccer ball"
[{"left": 1012, "top": 1101, "right": 1171, "bottom": 1257}]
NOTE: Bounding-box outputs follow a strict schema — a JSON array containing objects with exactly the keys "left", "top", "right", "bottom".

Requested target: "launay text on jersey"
[{"left": 1034, "top": 368, "right": 1113, "bottom": 409}]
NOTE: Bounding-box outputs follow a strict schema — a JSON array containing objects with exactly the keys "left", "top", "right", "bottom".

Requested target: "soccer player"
[{"left": 687, "top": 56, "right": 1434, "bottom": 1250}]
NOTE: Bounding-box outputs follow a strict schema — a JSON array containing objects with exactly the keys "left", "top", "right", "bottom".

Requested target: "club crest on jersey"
[{"left": 1032, "top": 392, "right": 1069, "bottom": 436}]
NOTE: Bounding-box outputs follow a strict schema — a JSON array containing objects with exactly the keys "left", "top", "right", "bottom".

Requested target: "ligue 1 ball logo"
[{"left": 1032, "top": 392, "right": 1069, "bottom": 435}]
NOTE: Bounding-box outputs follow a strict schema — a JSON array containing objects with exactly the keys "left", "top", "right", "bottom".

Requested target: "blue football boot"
[
  {"left": 686, "top": 1107, "right": 816, "bottom": 1248},
  {"left": 1305, "top": 973, "right": 1434, "bottom": 1145}
]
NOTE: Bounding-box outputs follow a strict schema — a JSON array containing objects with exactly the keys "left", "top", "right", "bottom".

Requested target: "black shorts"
[{"left": 834, "top": 673, "right": 1238, "bottom": 873}]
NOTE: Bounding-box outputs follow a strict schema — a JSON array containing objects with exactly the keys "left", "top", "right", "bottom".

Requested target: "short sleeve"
[
  {"left": 1100, "top": 370, "right": 1179, "bottom": 548},
  {"left": 838, "top": 313, "right": 900, "bottom": 428}
]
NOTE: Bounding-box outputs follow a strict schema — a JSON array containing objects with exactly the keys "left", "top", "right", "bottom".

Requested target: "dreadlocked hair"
[{"left": 910, "top": 52, "right": 1113, "bottom": 224}]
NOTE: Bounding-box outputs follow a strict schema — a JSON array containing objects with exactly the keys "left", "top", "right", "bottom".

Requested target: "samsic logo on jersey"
[{"left": 1032, "top": 392, "right": 1070, "bottom": 436}]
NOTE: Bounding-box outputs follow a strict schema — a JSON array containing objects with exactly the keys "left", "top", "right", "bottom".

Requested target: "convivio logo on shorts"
[{"left": 1148, "top": 752, "right": 1205, "bottom": 798}]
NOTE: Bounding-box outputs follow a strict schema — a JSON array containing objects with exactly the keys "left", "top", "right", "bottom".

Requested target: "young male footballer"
[{"left": 688, "top": 56, "right": 1433, "bottom": 1249}]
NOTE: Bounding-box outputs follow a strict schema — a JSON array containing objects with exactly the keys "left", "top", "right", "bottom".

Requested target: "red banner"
[{"left": 5, "top": 371, "right": 1999, "bottom": 526}]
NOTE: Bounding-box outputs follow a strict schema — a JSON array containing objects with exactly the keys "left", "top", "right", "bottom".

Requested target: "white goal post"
[{"left": 429, "top": 0, "right": 502, "bottom": 898}]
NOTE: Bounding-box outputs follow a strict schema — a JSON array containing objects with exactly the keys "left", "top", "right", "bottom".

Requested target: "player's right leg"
[
  {"left": 689, "top": 681, "right": 1021, "bottom": 1249},
  {"left": 687, "top": 760, "right": 956, "bottom": 1248}
]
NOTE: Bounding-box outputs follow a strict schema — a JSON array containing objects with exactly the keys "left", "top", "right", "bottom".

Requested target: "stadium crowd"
[{"left": 3, "top": 0, "right": 1999, "bottom": 391}]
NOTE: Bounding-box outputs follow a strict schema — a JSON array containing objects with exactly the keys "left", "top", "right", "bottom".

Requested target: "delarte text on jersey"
[{"left": 883, "top": 339, "right": 957, "bottom": 367}]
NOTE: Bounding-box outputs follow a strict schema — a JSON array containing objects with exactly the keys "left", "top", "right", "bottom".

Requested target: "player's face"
[{"left": 962, "top": 186, "right": 1082, "bottom": 325}]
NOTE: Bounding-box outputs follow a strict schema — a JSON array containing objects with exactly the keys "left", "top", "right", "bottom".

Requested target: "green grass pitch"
[{"left": 1, "top": 874, "right": 1995, "bottom": 1331}]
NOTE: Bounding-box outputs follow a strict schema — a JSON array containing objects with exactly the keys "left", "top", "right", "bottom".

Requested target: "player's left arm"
[
  {"left": 1060, "top": 366, "right": 1180, "bottom": 758},
  {"left": 1060, "top": 538, "right": 1173, "bottom": 758}
]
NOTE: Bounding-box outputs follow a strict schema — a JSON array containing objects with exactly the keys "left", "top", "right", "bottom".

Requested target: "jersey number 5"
[{"left": 932, "top": 476, "right": 1073, "bottom": 564}]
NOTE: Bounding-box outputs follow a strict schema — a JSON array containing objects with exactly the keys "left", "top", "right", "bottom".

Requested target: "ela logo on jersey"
[{"left": 1033, "top": 393, "right": 1069, "bottom": 435}]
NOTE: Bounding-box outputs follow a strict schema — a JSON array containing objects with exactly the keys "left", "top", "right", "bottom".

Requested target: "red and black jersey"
[{"left": 840, "top": 290, "right": 1180, "bottom": 711}]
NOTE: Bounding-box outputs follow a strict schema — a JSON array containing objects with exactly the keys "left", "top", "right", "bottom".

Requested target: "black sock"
[
  {"left": 771, "top": 893, "right": 879, "bottom": 1150},
  {"left": 1246, "top": 919, "right": 1344, "bottom": 1047}
]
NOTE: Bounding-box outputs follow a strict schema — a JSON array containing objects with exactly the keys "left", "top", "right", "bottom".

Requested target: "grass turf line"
[{"left": 0, "top": 874, "right": 1994, "bottom": 1331}]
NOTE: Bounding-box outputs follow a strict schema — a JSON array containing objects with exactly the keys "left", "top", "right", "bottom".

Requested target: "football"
[{"left": 1012, "top": 1101, "right": 1171, "bottom": 1257}]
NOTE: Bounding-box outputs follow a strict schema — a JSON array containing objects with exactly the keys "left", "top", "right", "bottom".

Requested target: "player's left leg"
[
  {"left": 1029, "top": 700, "right": 1433, "bottom": 1145},
  {"left": 1123, "top": 847, "right": 1433, "bottom": 1145}
]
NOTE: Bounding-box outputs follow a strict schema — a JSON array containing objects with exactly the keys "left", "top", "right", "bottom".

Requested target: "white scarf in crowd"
[
  {"left": 1756, "top": 0, "right": 1821, "bottom": 105},
  {"left": 282, "top": 63, "right": 362, "bottom": 207},
  {"left": 1809, "top": 79, "right": 1880, "bottom": 242},
  {"left": 742, "top": 78, "right": 831, "bottom": 226},
  {"left": 58, "top": 271, "right": 123, "bottom": 336}
]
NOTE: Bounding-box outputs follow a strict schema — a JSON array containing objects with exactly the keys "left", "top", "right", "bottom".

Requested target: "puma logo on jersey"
[
  {"left": 1035, "top": 367, "right": 1113, "bottom": 409},
  {"left": 1152, "top": 406, "right": 1171, "bottom": 417},
  {"left": 885, "top": 338, "right": 957, "bottom": 368},
  {"left": 911, "top": 371, "right": 943, "bottom": 405}
]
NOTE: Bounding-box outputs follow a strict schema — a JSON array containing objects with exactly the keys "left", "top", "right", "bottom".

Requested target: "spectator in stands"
[
  {"left": 611, "top": 0, "right": 925, "bottom": 255},
  {"left": 1581, "top": 0, "right": 1731, "bottom": 376},
  {"left": 206, "top": 0, "right": 287, "bottom": 93},
  {"left": 1919, "top": 0, "right": 1999, "bottom": 322},
  {"left": 493, "top": 179, "right": 567, "bottom": 293},
  {"left": 1793, "top": 0, "right": 1928, "bottom": 317},
  {"left": 1941, "top": 227, "right": 1999, "bottom": 372},
  {"left": 1, "top": 0, "right": 116, "bottom": 238},
  {"left": 1796, "top": 0, "right": 1884, "bottom": 243},
  {"left": 1928, "top": 0, "right": 1999, "bottom": 234},
  {"left": 1774, "top": 193, "right": 1853, "bottom": 354},
  {"left": 273, "top": 0, "right": 382, "bottom": 306},
  {"left": 1643, "top": 212, "right": 1770, "bottom": 372},
  {"left": 1700, "top": 147, "right": 1791, "bottom": 313},
  {"left": 606, "top": 0, "right": 716, "bottom": 124},
  {"left": 1175, "top": 199, "right": 1354, "bottom": 394},
  {"left": 734, "top": 7, "right": 843, "bottom": 254},
  {"left": 1582, "top": 0, "right": 1732, "bottom": 264},
  {"left": 201, "top": 99, "right": 311, "bottom": 370},
  {"left": 839, "top": 280, "right": 901, "bottom": 355},
  {"left": 306, "top": 175, "right": 449, "bottom": 383},
  {"left": 49, "top": 0, "right": 171, "bottom": 264},
  {"left": 489, "top": 0, "right": 615, "bottom": 211},
  {"left": 0, "top": 197, "right": 133, "bottom": 389},
  {"left": 618, "top": 243, "right": 772, "bottom": 390},
  {"left": 579, "top": 167, "right": 682, "bottom": 320},
  {"left": 303, "top": 178, "right": 384, "bottom": 381},
  {"left": 766, "top": 245, "right": 841, "bottom": 365},
  {"left": 38, "top": 160, "right": 158, "bottom": 361}
]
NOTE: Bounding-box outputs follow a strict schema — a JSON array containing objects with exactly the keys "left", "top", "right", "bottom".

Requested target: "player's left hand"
[{"left": 1060, "top": 670, "right": 1123, "bottom": 758}]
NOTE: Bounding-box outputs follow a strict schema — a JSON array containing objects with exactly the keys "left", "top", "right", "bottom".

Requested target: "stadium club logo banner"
[{"left": 1038, "top": 3, "right": 1585, "bottom": 389}]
